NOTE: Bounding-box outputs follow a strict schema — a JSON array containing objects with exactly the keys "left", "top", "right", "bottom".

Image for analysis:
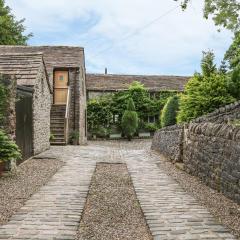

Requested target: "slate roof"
[
  {"left": 86, "top": 73, "right": 190, "bottom": 92},
  {"left": 0, "top": 45, "right": 84, "bottom": 71},
  {"left": 0, "top": 52, "right": 45, "bottom": 86}
]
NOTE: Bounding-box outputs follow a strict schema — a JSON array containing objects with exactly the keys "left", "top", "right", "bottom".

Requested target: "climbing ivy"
[
  {"left": 0, "top": 75, "right": 8, "bottom": 127},
  {"left": 87, "top": 81, "right": 177, "bottom": 135}
]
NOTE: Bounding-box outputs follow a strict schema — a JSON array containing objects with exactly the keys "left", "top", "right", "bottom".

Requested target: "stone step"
[{"left": 50, "top": 141, "right": 66, "bottom": 146}]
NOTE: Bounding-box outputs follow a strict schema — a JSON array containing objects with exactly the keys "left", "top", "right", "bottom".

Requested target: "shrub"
[
  {"left": 144, "top": 123, "right": 159, "bottom": 132},
  {"left": 69, "top": 130, "right": 79, "bottom": 144},
  {"left": 92, "top": 126, "right": 108, "bottom": 138},
  {"left": 161, "top": 95, "right": 179, "bottom": 127},
  {"left": 121, "top": 98, "right": 138, "bottom": 141},
  {"left": 0, "top": 130, "right": 21, "bottom": 163}
]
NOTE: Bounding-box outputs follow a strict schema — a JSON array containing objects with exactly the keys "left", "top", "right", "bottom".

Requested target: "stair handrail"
[{"left": 64, "top": 87, "right": 71, "bottom": 144}]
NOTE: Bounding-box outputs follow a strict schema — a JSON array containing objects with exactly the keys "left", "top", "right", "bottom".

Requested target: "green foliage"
[
  {"left": 69, "top": 130, "right": 79, "bottom": 144},
  {"left": 87, "top": 82, "right": 177, "bottom": 135},
  {"left": 177, "top": 52, "right": 236, "bottom": 123},
  {"left": 228, "top": 66, "right": 240, "bottom": 100},
  {"left": 0, "top": 0, "right": 32, "bottom": 45},
  {"left": 161, "top": 95, "right": 179, "bottom": 127},
  {"left": 225, "top": 32, "right": 240, "bottom": 69},
  {"left": 121, "top": 98, "right": 138, "bottom": 140},
  {"left": 144, "top": 123, "right": 159, "bottom": 132},
  {"left": 92, "top": 126, "right": 108, "bottom": 138},
  {"left": 87, "top": 95, "right": 113, "bottom": 132},
  {"left": 201, "top": 51, "right": 217, "bottom": 77},
  {"left": 49, "top": 133, "right": 55, "bottom": 141},
  {"left": 0, "top": 130, "right": 21, "bottom": 163},
  {"left": 176, "top": 0, "right": 240, "bottom": 32},
  {"left": 0, "top": 79, "right": 8, "bottom": 126}
]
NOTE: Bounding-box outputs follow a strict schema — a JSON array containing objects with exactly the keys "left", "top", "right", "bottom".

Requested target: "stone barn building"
[
  {"left": 86, "top": 73, "right": 189, "bottom": 100},
  {"left": 0, "top": 46, "right": 87, "bottom": 150},
  {"left": 86, "top": 73, "right": 190, "bottom": 124},
  {"left": 0, "top": 53, "right": 51, "bottom": 156}
]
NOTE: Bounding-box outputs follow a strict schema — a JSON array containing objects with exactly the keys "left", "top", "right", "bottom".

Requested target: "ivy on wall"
[
  {"left": 87, "top": 81, "right": 177, "bottom": 135},
  {"left": 0, "top": 75, "right": 9, "bottom": 127}
]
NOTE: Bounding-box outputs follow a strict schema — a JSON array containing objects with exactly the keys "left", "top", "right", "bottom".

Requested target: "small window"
[
  {"left": 148, "top": 116, "right": 155, "bottom": 123},
  {"left": 59, "top": 75, "right": 64, "bottom": 81}
]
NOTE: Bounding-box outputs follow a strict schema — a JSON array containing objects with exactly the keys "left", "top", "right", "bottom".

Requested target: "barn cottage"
[
  {"left": 0, "top": 46, "right": 87, "bottom": 158},
  {"left": 0, "top": 53, "right": 51, "bottom": 156},
  {"left": 86, "top": 73, "right": 189, "bottom": 100}
]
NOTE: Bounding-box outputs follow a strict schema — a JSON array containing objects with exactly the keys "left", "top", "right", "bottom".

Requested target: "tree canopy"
[
  {"left": 225, "top": 32, "right": 240, "bottom": 69},
  {"left": 175, "top": 0, "right": 240, "bottom": 33},
  {"left": 177, "top": 51, "right": 236, "bottom": 123},
  {"left": 0, "top": 0, "right": 32, "bottom": 45}
]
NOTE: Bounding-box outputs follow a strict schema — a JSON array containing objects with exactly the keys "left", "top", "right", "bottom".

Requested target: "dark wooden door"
[{"left": 16, "top": 95, "right": 33, "bottom": 162}]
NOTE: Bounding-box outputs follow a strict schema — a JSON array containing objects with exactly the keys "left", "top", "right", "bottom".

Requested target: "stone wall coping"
[
  {"left": 188, "top": 122, "right": 240, "bottom": 141},
  {"left": 193, "top": 100, "right": 240, "bottom": 123}
]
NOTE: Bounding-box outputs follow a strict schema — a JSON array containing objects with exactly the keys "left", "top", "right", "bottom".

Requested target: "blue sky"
[{"left": 5, "top": 0, "right": 233, "bottom": 76}]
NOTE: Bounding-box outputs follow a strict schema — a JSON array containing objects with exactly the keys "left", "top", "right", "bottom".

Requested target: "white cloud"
[{"left": 5, "top": 0, "right": 233, "bottom": 75}]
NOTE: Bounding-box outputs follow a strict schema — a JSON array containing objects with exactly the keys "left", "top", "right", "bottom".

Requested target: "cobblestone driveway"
[{"left": 0, "top": 140, "right": 237, "bottom": 240}]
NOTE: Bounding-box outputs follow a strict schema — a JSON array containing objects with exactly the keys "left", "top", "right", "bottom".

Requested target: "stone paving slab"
[
  {"left": 0, "top": 146, "right": 100, "bottom": 240},
  {"left": 0, "top": 141, "right": 237, "bottom": 240},
  {"left": 122, "top": 147, "right": 237, "bottom": 240}
]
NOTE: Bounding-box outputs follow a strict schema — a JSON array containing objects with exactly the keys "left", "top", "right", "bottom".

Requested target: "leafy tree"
[
  {"left": 228, "top": 66, "right": 240, "bottom": 100},
  {"left": 0, "top": 0, "right": 32, "bottom": 45},
  {"left": 161, "top": 95, "right": 179, "bottom": 127},
  {"left": 175, "top": 0, "right": 240, "bottom": 32},
  {"left": 225, "top": 32, "right": 240, "bottom": 69},
  {"left": 0, "top": 130, "right": 21, "bottom": 163},
  {"left": 177, "top": 51, "right": 236, "bottom": 123},
  {"left": 121, "top": 98, "right": 138, "bottom": 141},
  {"left": 201, "top": 51, "right": 217, "bottom": 77}
]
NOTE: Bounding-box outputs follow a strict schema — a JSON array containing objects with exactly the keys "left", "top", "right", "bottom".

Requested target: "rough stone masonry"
[{"left": 152, "top": 100, "right": 240, "bottom": 204}]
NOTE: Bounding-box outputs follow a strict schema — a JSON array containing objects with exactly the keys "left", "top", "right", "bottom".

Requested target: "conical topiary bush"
[{"left": 121, "top": 98, "right": 138, "bottom": 141}]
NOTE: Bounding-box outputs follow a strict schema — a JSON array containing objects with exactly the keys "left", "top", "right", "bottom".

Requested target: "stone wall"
[
  {"left": 152, "top": 100, "right": 240, "bottom": 203},
  {"left": 184, "top": 122, "right": 240, "bottom": 203},
  {"left": 151, "top": 125, "right": 184, "bottom": 163},
  {"left": 32, "top": 63, "right": 51, "bottom": 154}
]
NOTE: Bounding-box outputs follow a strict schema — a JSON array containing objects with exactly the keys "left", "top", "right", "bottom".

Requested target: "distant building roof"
[
  {"left": 0, "top": 53, "right": 44, "bottom": 86},
  {"left": 86, "top": 73, "right": 190, "bottom": 92}
]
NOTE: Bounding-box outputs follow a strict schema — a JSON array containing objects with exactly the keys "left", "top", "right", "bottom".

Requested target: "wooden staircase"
[{"left": 50, "top": 105, "right": 66, "bottom": 145}]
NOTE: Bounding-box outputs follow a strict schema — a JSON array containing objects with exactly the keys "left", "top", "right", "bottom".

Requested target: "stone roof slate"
[
  {"left": 0, "top": 53, "right": 44, "bottom": 86},
  {"left": 86, "top": 73, "right": 190, "bottom": 92}
]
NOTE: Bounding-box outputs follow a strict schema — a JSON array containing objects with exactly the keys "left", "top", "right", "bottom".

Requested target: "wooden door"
[
  {"left": 54, "top": 71, "right": 68, "bottom": 104},
  {"left": 16, "top": 93, "right": 33, "bottom": 162}
]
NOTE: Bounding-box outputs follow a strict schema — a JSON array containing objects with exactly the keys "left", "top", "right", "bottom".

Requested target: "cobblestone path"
[{"left": 0, "top": 141, "right": 237, "bottom": 240}]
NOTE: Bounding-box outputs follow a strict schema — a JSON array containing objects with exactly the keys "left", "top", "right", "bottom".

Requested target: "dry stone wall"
[
  {"left": 152, "top": 100, "right": 240, "bottom": 203},
  {"left": 151, "top": 125, "right": 184, "bottom": 162},
  {"left": 184, "top": 123, "right": 240, "bottom": 203}
]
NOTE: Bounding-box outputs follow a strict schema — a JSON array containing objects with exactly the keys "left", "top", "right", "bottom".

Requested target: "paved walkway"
[{"left": 0, "top": 141, "right": 237, "bottom": 239}]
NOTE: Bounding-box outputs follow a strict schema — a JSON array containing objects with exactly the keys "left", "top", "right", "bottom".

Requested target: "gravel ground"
[
  {"left": 76, "top": 163, "right": 153, "bottom": 240},
  {"left": 0, "top": 157, "right": 64, "bottom": 225},
  {"left": 152, "top": 151, "right": 240, "bottom": 239}
]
